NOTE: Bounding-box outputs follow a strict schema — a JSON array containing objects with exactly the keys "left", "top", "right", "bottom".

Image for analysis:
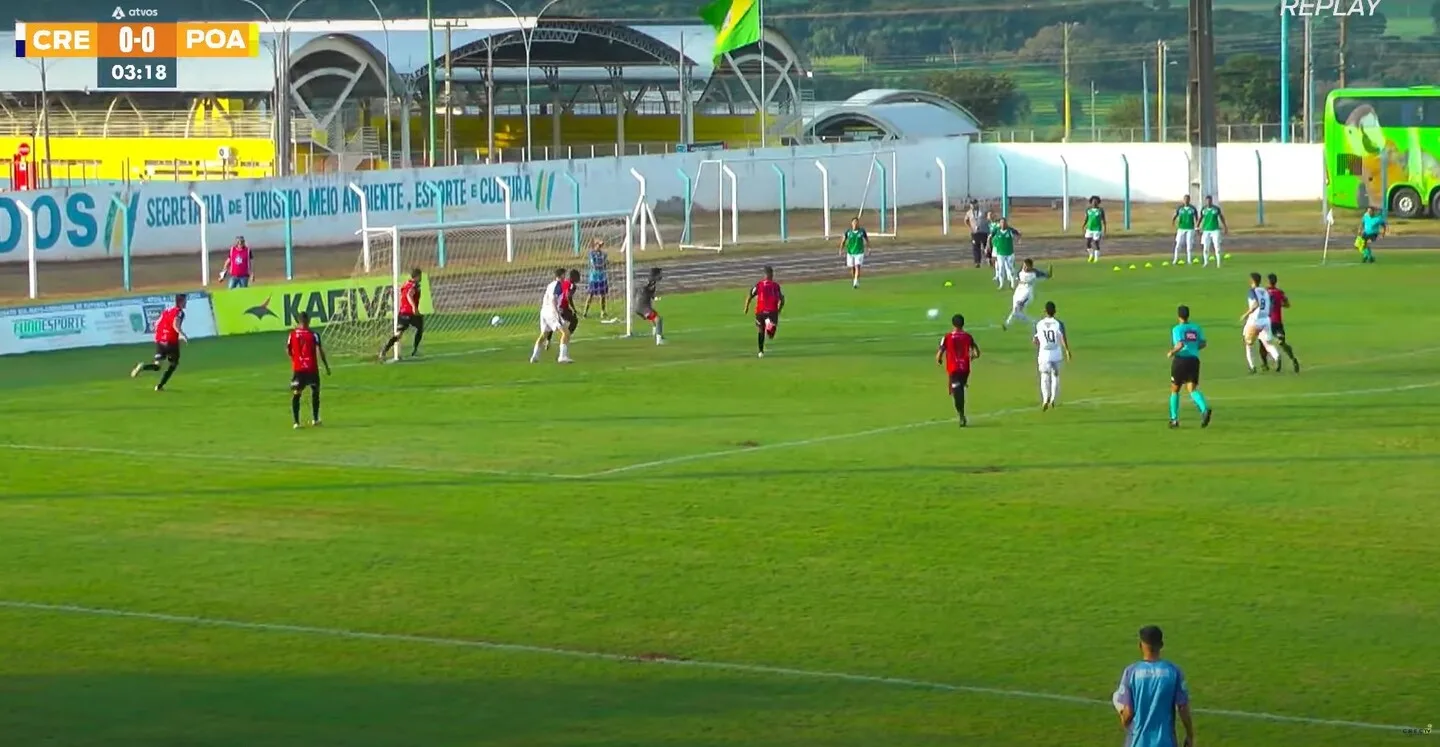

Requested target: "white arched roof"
[{"left": 804, "top": 102, "right": 981, "bottom": 141}]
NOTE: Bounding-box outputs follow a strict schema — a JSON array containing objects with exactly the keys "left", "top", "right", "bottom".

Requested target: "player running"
[
  {"left": 1199, "top": 196, "right": 1227, "bottom": 268},
  {"left": 379, "top": 268, "right": 425, "bottom": 360},
  {"left": 1003, "top": 258, "right": 1050, "bottom": 330},
  {"left": 1167, "top": 304, "right": 1213, "bottom": 429},
  {"left": 1172, "top": 195, "right": 1199, "bottom": 266},
  {"left": 743, "top": 265, "right": 785, "bottom": 358},
  {"left": 841, "top": 217, "right": 869, "bottom": 288},
  {"left": 531, "top": 268, "right": 574, "bottom": 363},
  {"left": 635, "top": 267, "right": 666, "bottom": 345},
  {"left": 1258, "top": 272, "right": 1301, "bottom": 373},
  {"left": 220, "top": 236, "right": 253, "bottom": 288},
  {"left": 582, "top": 239, "right": 610, "bottom": 319},
  {"left": 936, "top": 313, "right": 981, "bottom": 427},
  {"left": 1241, "top": 272, "right": 1283, "bottom": 374},
  {"left": 1033, "top": 301, "right": 1071, "bottom": 411},
  {"left": 1082, "top": 195, "right": 1106, "bottom": 263},
  {"left": 988, "top": 217, "right": 1021, "bottom": 289},
  {"left": 130, "top": 293, "right": 188, "bottom": 391},
  {"left": 287, "top": 312, "right": 331, "bottom": 429},
  {"left": 1357, "top": 206, "right": 1385, "bottom": 263}
]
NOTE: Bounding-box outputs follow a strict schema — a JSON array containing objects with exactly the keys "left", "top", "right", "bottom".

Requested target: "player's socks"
[
  {"left": 757, "top": 330, "right": 766, "bottom": 354},
  {"left": 1244, "top": 344, "right": 1257, "bottom": 371},
  {"left": 557, "top": 343, "right": 571, "bottom": 362},
  {"left": 1190, "top": 390, "right": 1209, "bottom": 414},
  {"left": 157, "top": 364, "right": 178, "bottom": 389},
  {"left": 311, "top": 392, "right": 321, "bottom": 422},
  {"left": 1168, "top": 393, "right": 1181, "bottom": 422},
  {"left": 1039, "top": 372, "right": 1052, "bottom": 407},
  {"left": 136, "top": 362, "right": 161, "bottom": 374},
  {"left": 654, "top": 318, "right": 664, "bottom": 339},
  {"left": 410, "top": 330, "right": 424, "bottom": 356},
  {"left": 952, "top": 388, "right": 967, "bottom": 425},
  {"left": 529, "top": 343, "right": 541, "bottom": 363},
  {"left": 1262, "top": 341, "right": 1281, "bottom": 364},
  {"left": 291, "top": 394, "right": 302, "bottom": 425},
  {"left": 1050, "top": 375, "right": 1060, "bottom": 406}
]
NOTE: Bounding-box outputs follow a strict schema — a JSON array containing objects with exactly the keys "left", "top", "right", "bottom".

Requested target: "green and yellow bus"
[{"left": 1324, "top": 86, "right": 1440, "bottom": 218}]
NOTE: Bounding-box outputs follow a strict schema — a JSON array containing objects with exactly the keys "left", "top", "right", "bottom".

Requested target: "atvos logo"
[
  {"left": 244, "top": 296, "right": 278, "bottom": 320},
  {"left": 282, "top": 285, "right": 393, "bottom": 326}
]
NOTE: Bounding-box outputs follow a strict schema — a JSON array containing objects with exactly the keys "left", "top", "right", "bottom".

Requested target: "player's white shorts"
[
  {"left": 845, "top": 253, "right": 866, "bottom": 268},
  {"left": 1038, "top": 356, "right": 1063, "bottom": 374},
  {"left": 1202, "top": 230, "right": 1222, "bottom": 249},
  {"left": 1244, "top": 316, "right": 1273, "bottom": 342},
  {"left": 539, "top": 312, "right": 566, "bottom": 334},
  {"left": 1084, "top": 230, "right": 1103, "bottom": 241},
  {"left": 1175, "top": 229, "right": 1194, "bottom": 245},
  {"left": 1012, "top": 291, "right": 1032, "bottom": 310}
]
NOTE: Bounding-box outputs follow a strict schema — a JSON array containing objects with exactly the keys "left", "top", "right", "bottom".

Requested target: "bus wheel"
[
  {"left": 1390, "top": 187, "right": 1422, "bottom": 219},
  {"left": 1429, "top": 189, "right": 1440, "bottom": 219}
]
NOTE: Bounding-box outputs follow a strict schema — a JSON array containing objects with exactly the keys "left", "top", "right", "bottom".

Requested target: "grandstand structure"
[{"left": 0, "top": 18, "right": 811, "bottom": 186}]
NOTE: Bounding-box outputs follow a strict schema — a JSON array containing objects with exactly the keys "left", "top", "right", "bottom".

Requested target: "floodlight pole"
[
  {"left": 231, "top": 0, "right": 279, "bottom": 175},
  {"left": 427, "top": 0, "right": 437, "bottom": 166}
]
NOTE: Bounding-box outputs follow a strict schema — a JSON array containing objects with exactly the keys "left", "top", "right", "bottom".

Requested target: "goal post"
[
  {"left": 325, "top": 210, "right": 637, "bottom": 360},
  {"left": 679, "top": 158, "right": 737, "bottom": 252}
]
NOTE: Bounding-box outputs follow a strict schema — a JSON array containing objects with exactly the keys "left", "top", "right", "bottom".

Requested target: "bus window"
[
  {"left": 1333, "top": 97, "right": 1368, "bottom": 123},
  {"left": 1422, "top": 102, "right": 1440, "bottom": 128},
  {"left": 1335, "top": 153, "right": 1363, "bottom": 176},
  {"left": 1371, "top": 98, "right": 1408, "bottom": 126}
]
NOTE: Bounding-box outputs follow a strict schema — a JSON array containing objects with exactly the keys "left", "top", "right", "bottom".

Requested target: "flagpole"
[{"left": 757, "top": 0, "right": 766, "bottom": 147}]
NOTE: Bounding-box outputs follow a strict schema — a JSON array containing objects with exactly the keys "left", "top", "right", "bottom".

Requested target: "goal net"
[
  {"left": 677, "top": 151, "right": 902, "bottom": 250},
  {"left": 323, "top": 210, "right": 636, "bottom": 360}
]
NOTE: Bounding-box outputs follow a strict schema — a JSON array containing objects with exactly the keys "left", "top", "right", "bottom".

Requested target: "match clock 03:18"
[{"left": 96, "top": 57, "right": 178, "bottom": 89}]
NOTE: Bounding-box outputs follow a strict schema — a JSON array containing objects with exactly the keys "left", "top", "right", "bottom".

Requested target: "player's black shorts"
[
  {"left": 1361, "top": 232, "right": 1379, "bottom": 242},
  {"left": 291, "top": 371, "right": 320, "bottom": 390},
  {"left": 755, "top": 310, "right": 779, "bottom": 333},
  {"left": 1271, "top": 322, "right": 1286, "bottom": 341},
  {"left": 1170, "top": 355, "right": 1201, "bottom": 386},
  {"left": 948, "top": 370, "right": 970, "bottom": 392},
  {"left": 562, "top": 308, "right": 579, "bottom": 333},
  {"left": 396, "top": 313, "right": 424, "bottom": 333},
  {"left": 154, "top": 342, "right": 180, "bottom": 363}
]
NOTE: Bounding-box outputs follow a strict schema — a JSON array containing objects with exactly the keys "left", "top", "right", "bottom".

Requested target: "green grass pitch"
[{"left": 0, "top": 250, "right": 1436, "bottom": 746}]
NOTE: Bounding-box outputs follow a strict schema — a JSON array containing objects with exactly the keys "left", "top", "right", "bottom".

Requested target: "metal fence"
[
  {"left": 977, "top": 123, "right": 1309, "bottom": 144},
  {"left": 0, "top": 110, "right": 273, "bottom": 139}
]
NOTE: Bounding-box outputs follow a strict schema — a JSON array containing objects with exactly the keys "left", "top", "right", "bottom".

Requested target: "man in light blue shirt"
[
  {"left": 1358, "top": 206, "right": 1386, "bottom": 264},
  {"left": 1114, "top": 625, "right": 1194, "bottom": 747}
]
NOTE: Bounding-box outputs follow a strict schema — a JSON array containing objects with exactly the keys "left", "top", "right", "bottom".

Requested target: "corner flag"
[
  {"left": 1325, "top": 209, "right": 1335, "bottom": 226},
  {"left": 700, "top": 0, "right": 761, "bottom": 58}
]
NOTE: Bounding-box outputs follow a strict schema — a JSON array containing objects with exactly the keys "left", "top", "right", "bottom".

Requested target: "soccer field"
[{"left": 0, "top": 250, "right": 1436, "bottom": 746}]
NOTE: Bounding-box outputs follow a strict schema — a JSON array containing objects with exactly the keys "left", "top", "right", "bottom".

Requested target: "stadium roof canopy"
[
  {"left": 803, "top": 90, "right": 982, "bottom": 141},
  {"left": 0, "top": 19, "right": 808, "bottom": 95}
]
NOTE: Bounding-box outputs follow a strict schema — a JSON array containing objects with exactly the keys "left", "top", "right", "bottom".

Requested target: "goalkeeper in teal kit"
[{"left": 582, "top": 239, "right": 611, "bottom": 319}]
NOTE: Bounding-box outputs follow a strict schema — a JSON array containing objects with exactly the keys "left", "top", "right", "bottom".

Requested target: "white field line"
[
  {"left": 2, "top": 373, "right": 1436, "bottom": 483},
  {"left": 576, "top": 349, "right": 1440, "bottom": 479},
  {"left": 0, "top": 599, "right": 1413, "bottom": 733}
]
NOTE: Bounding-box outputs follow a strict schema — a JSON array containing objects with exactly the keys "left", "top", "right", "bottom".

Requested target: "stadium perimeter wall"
[{"left": 0, "top": 142, "right": 1322, "bottom": 263}]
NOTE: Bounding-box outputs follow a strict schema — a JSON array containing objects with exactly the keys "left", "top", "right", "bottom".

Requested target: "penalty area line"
[{"left": 0, "top": 599, "right": 1411, "bottom": 733}]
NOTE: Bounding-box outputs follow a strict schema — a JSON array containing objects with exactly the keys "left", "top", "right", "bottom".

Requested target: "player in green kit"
[
  {"left": 1167, "top": 305, "right": 1213, "bottom": 429},
  {"left": 1082, "top": 196, "right": 1106, "bottom": 263},
  {"left": 1198, "top": 196, "right": 1227, "bottom": 268},
  {"left": 840, "top": 217, "right": 869, "bottom": 288},
  {"left": 988, "top": 217, "right": 1021, "bottom": 289},
  {"left": 1172, "top": 195, "right": 1199, "bottom": 266}
]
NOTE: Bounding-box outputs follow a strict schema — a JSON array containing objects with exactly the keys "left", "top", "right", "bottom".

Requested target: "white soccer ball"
[
  {"left": 490, "top": 315, "right": 502, "bottom": 326},
  {"left": 927, "top": 308, "right": 940, "bottom": 320}
]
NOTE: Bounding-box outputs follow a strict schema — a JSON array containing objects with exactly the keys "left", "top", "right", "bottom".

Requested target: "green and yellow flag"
[{"left": 700, "top": 0, "right": 761, "bottom": 58}]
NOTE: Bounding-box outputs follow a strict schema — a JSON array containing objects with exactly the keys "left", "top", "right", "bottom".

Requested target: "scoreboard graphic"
[{"left": 13, "top": 4, "right": 261, "bottom": 90}]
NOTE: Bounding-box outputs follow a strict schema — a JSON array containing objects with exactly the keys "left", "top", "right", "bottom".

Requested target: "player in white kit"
[
  {"left": 1240, "top": 271, "right": 1281, "bottom": 374},
  {"left": 1002, "top": 258, "right": 1050, "bottom": 331},
  {"left": 531, "top": 268, "right": 574, "bottom": 363},
  {"left": 1033, "top": 301, "right": 1072, "bottom": 410}
]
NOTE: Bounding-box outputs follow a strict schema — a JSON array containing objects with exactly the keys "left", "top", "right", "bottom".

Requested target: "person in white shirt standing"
[
  {"left": 1241, "top": 272, "right": 1281, "bottom": 374},
  {"left": 1033, "top": 301, "right": 1072, "bottom": 410},
  {"left": 1003, "top": 258, "right": 1049, "bottom": 330},
  {"left": 531, "top": 268, "right": 574, "bottom": 364}
]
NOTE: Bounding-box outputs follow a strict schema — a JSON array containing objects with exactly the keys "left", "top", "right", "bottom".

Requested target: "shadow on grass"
[{"left": 0, "top": 672, "right": 853, "bottom": 747}]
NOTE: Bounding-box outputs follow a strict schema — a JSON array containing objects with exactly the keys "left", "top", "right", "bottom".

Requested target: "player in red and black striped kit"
[
  {"left": 131, "top": 294, "right": 188, "bottom": 391},
  {"left": 743, "top": 265, "right": 785, "bottom": 357},
  {"left": 379, "top": 268, "right": 424, "bottom": 360},
  {"left": 288, "top": 312, "right": 332, "bottom": 428},
  {"left": 1257, "top": 272, "right": 1301, "bottom": 373},
  {"left": 935, "top": 313, "right": 981, "bottom": 427}
]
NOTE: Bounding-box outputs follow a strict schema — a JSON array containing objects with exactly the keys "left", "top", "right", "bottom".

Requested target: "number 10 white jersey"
[{"left": 1034, "top": 317, "right": 1066, "bottom": 362}]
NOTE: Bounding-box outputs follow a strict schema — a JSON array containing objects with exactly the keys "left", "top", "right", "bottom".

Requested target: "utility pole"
[
  {"left": 444, "top": 22, "right": 454, "bottom": 165},
  {"left": 1062, "top": 23, "right": 1072, "bottom": 142},
  {"left": 1337, "top": 16, "right": 1347, "bottom": 87},
  {"left": 1279, "top": 11, "right": 1290, "bottom": 143},
  {"left": 1090, "top": 80, "right": 1097, "bottom": 141},
  {"left": 1303, "top": 16, "right": 1314, "bottom": 142},
  {"left": 1157, "top": 41, "right": 1168, "bottom": 143}
]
